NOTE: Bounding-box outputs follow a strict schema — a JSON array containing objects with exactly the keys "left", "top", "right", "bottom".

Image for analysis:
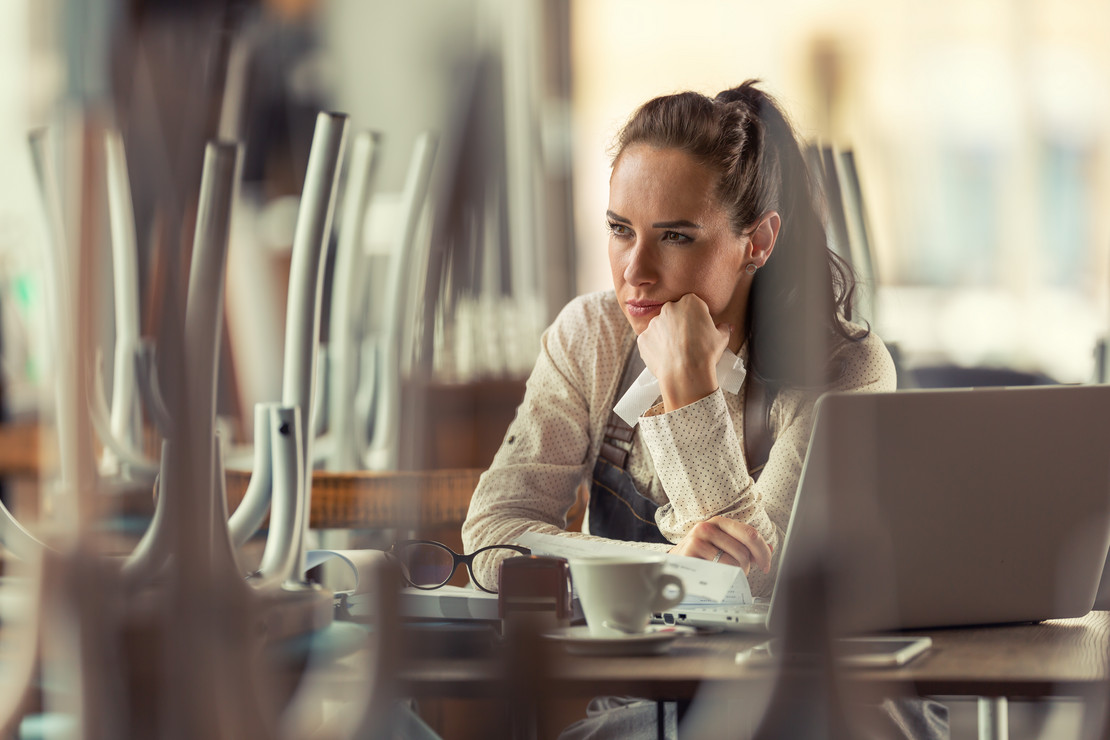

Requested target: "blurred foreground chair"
[{"left": 0, "top": 112, "right": 428, "bottom": 738}]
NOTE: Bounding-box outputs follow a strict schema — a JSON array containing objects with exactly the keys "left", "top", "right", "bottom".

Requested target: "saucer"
[{"left": 543, "top": 624, "right": 695, "bottom": 656}]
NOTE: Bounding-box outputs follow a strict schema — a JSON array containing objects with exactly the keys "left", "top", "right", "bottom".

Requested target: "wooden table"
[
  {"left": 0, "top": 421, "right": 44, "bottom": 477},
  {"left": 0, "top": 419, "right": 485, "bottom": 532},
  {"left": 398, "top": 612, "right": 1110, "bottom": 739}
]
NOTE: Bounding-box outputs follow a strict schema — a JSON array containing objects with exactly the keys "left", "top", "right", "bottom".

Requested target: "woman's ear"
[{"left": 750, "top": 211, "right": 780, "bottom": 266}]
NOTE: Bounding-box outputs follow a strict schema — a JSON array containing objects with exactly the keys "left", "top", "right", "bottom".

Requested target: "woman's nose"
[{"left": 623, "top": 241, "right": 657, "bottom": 286}]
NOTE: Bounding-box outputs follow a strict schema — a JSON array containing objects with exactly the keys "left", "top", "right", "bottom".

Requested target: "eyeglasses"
[{"left": 387, "top": 540, "right": 532, "bottom": 594}]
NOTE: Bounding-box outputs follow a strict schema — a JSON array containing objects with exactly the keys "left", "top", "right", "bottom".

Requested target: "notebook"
[{"left": 766, "top": 384, "right": 1110, "bottom": 635}]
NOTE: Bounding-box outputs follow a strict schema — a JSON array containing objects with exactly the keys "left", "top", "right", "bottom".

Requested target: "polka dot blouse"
[{"left": 461, "top": 290, "right": 897, "bottom": 597}]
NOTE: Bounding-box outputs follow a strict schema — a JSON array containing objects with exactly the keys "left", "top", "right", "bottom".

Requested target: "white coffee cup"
[{"left": 569, "top": 557, "right": 685, "bottom": 637}]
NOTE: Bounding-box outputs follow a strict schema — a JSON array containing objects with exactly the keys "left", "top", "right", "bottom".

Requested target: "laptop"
[
  {"left": 761, "top": 385, "right": 1110, "bottom": 635},
  {"left": 652, "top": 583, "right": 769, "bottom": 631}
]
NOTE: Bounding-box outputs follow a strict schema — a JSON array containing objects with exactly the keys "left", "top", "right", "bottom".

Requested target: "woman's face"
[{"left": 608, "top": 143, "right": 755, "bottom": 342}]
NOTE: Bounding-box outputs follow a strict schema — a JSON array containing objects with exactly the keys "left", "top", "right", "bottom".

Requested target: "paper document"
[{"left": 517, "top": 531, "right": 750, "bottom": 604}]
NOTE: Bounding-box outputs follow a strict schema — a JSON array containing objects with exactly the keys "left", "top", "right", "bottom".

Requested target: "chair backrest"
[
  {"left": 323, "top": 130, "right": 381, "bottom": 471},
  {"left": 103, "top": 130, "right": 144, "bottom": 467},
  {"left": 349, "top": 133, "right": 438, "bottom": 472},
  {"left": 804, "top": 143, "right": 879, "bottom": 327},
  {"left": 833, "top": 149, "right": 878, "bottom": 325}
]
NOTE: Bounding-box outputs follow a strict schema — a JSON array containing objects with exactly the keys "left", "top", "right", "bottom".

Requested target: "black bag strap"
[{"left": 743, "top": 374, "right": 773, "bottom": 480}]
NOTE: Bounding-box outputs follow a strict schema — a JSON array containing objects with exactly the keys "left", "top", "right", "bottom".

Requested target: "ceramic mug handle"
[{"left": 651, "top": 573, "right": 685, "bottom": 611}]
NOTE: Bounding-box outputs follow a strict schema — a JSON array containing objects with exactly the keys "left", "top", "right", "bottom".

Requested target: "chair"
[
  {"left": 319, "top": 131, "right": 438, "bottom": 473},
  {"left": 99, "top": 129, "right": 148, "bottom": 479},
  {"left": 805, "top": 143, "right": 879, "bottom": 328}
]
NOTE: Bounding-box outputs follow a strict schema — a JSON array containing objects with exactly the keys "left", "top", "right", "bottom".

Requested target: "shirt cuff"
[{"left": 638, "top": 388, "right": 727, "bottom": 429}]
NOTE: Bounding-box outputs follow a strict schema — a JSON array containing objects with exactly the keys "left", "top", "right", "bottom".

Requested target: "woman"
[
  {"left": 462, "top": 81, "right": 895, "bottom": 597},
  {"left": 465, "top": 81, "right": 948, "bottom": 740}
]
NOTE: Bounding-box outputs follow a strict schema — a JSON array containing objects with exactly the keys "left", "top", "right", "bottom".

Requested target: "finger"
[
  {"left": 677, "top": 293, "right": 708, "bottom": 311},
  {"left": 712, "top": 518, "right": 773, "bottom": 573},
  {"left": 707, "top": 539, "right": 753, "bottom": 574},
  {"left": 685, "top": 522, "right": 753, "bottom": 572},
  {"left": 676, "top": 522, "right": 728, "bottom": 561},
  {"left": 713, "top": 547, "right": 751, "bottom": 574},
  {"left": 715, "top": 322, "right": 731, "bottom": 350}
]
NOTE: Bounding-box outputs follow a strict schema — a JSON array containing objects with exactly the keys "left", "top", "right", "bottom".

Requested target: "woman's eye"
[
  {"left": 662, "top": 231, "right": 692, "bottom": 244},
  {"left": 607, "top": 222, "right": 631, "bottom": 237}
]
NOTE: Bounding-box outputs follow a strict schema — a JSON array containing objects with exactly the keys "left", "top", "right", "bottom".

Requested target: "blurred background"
[{"left": 2, "top": 0, "right": 1110, "bottom": 443}]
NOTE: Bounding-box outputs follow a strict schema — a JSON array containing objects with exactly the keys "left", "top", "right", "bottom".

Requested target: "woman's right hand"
[
  {"left": 668, "top": 516, "right": 773, "bottom": 576},
  {"left": 636, "top": 293, "right": 730, "bottom": 412}
]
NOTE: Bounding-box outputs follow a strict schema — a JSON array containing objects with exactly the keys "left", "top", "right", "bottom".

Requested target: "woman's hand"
[
  {"left": 668, "top": 516, "right": 773, "bottom": 576},
  {"left": 637, "top": 293, "right": 730, "bottom": 411}
]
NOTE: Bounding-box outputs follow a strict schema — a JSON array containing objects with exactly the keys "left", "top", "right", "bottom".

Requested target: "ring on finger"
[{"left": 711, "top": 549, "right": 723, "bottom": 563}]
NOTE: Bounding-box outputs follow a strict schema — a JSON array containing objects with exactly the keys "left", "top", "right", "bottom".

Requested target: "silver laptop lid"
[{"left": 767, "top": 385, "right": 1110, "bottom": 634}]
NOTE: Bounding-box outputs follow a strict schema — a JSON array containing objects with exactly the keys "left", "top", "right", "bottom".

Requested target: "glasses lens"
[
  {"left": 470, "top": 547, "right": 529, "bottom": 592},
  {"left": 396, "top": 542, "right": 455, "bottom": 588}
]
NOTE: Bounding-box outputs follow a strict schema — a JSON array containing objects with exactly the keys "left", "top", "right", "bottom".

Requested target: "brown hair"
[{"left": 614, "top": 80, "right": 864, "bottom": 388}]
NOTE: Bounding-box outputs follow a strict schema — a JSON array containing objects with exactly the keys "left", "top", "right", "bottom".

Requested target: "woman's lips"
[{"left": 625, "top": 300, "right": 664, "bottom": 318}]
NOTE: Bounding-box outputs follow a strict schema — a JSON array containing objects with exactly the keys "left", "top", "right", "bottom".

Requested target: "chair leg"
[{"left": 977, "top": 697, "right": 1008, "bottom": 740}]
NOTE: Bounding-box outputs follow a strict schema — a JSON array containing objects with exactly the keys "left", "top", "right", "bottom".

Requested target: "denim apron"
[
  {"left": 586, "top": 346, "right": 671, "bottom": 543},
  {"left": 573, "top": 347, "right": 774, "bottom": 740},
  {"left": 586, "top": 346, "right": 772, "bottom": 544}
]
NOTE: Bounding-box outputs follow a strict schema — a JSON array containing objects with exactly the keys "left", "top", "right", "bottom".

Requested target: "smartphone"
[
  {"left": 835, "top": 636, "right": 933, "bottom": 667},
  {"left": 737, "top": 635, "right": 932, "bottom": 668}
]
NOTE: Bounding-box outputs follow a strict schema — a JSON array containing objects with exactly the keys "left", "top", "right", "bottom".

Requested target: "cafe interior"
[{"left": 1, "top": 0, "right": 1110, "bottom": 738}]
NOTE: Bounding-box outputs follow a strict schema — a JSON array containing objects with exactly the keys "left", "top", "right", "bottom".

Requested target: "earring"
[{"left": 745, "top": 263, "right": 758, "bottom": 275}]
